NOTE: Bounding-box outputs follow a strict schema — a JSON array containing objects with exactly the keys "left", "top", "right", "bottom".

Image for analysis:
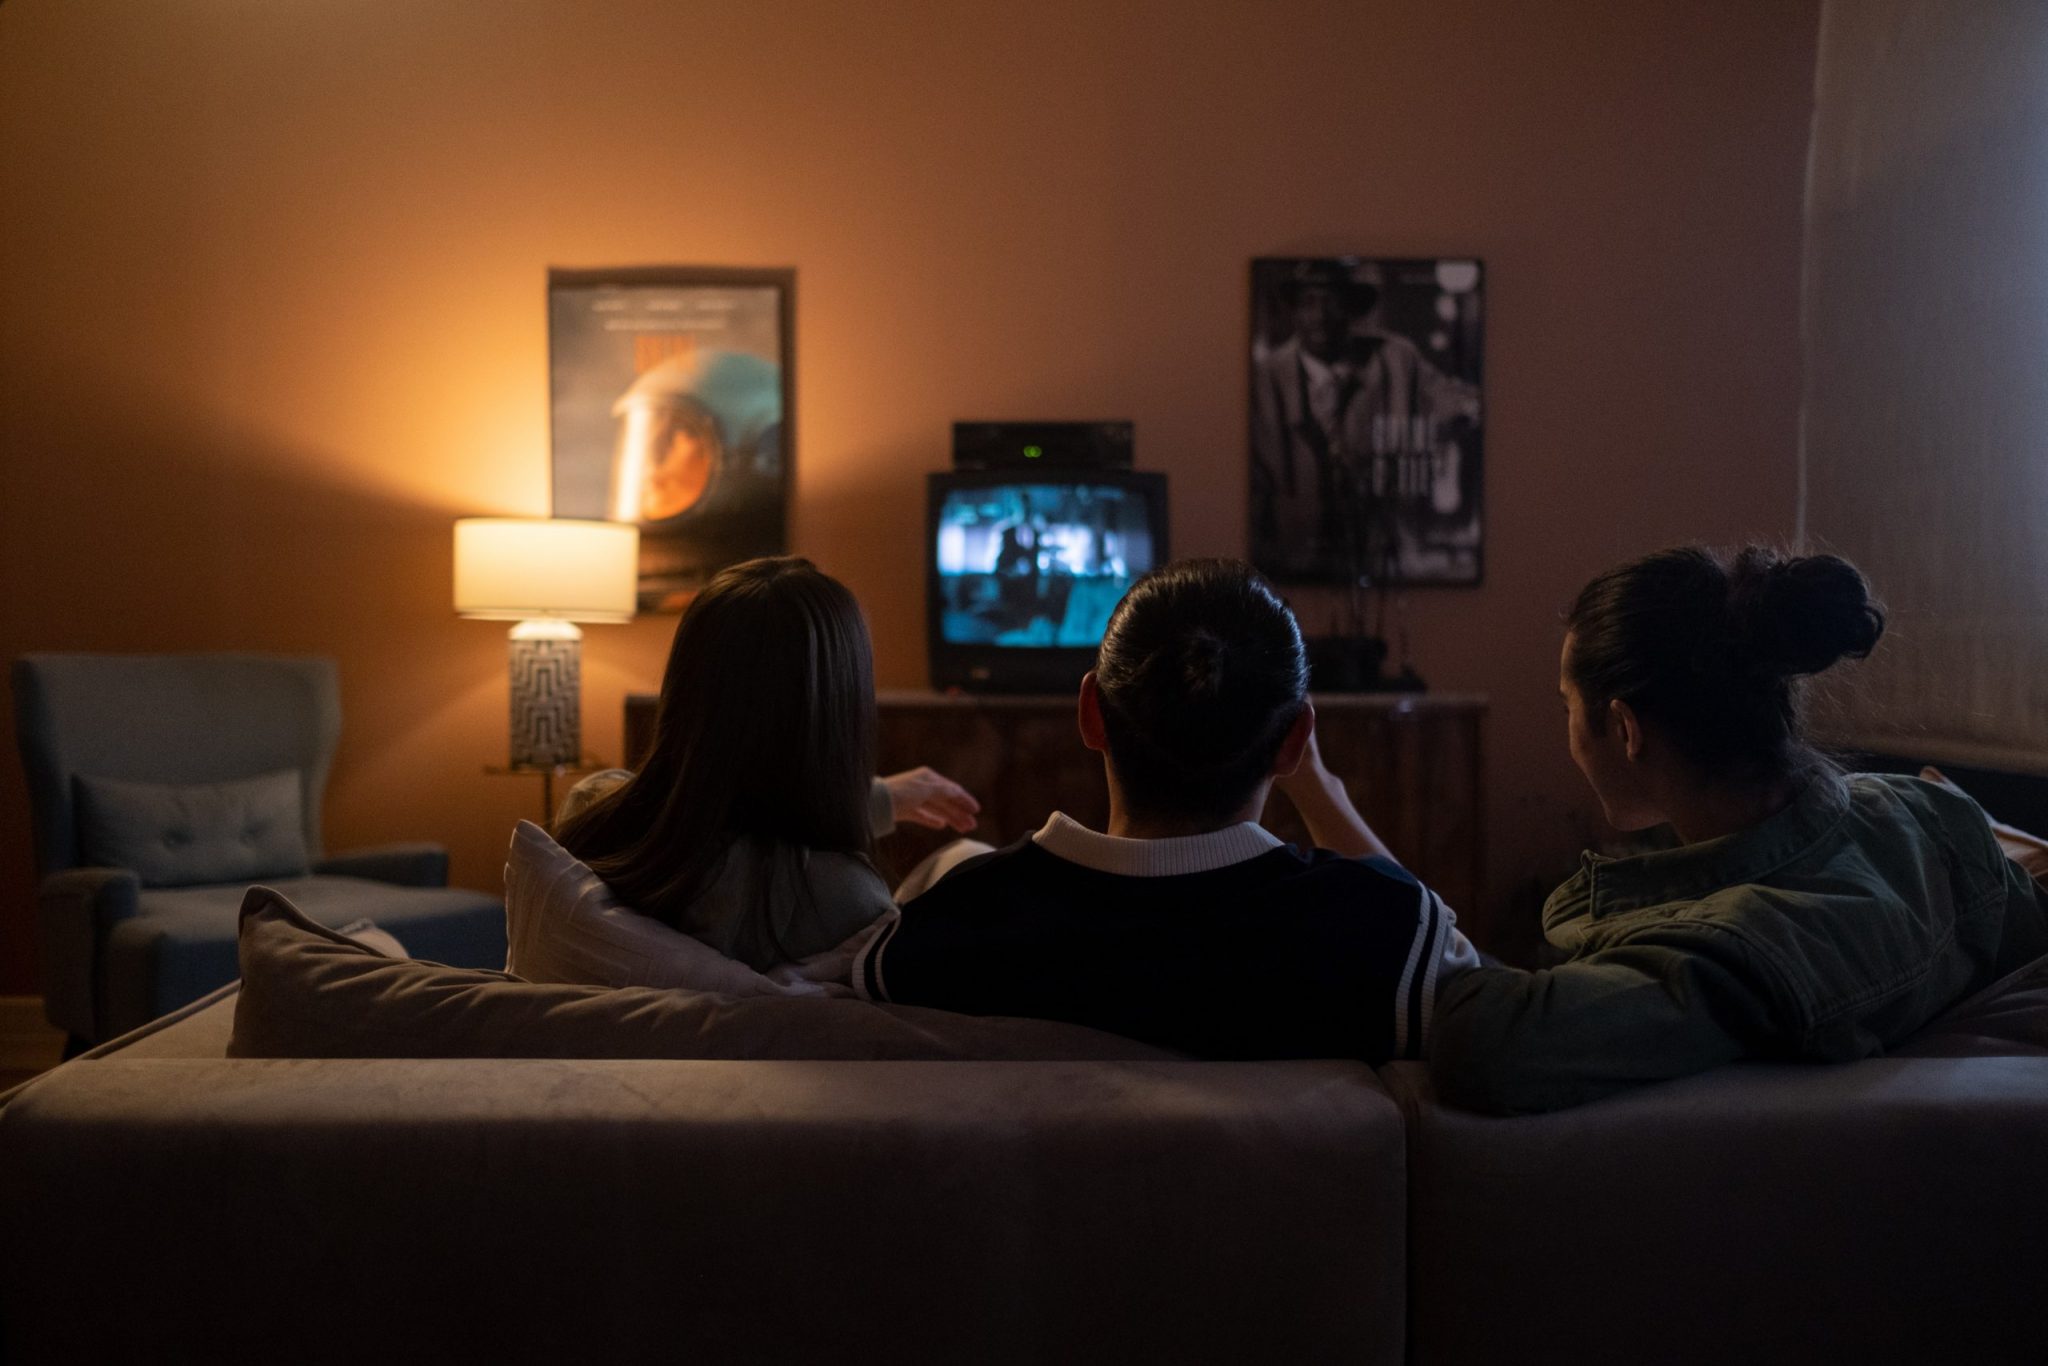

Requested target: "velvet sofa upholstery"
[
  {"left": 7, "top": 980, "right": 2048, "bottom": 1364},
  {"left": 0, "top": 987, "right": 1410, "bottom": 1366},
  {"left": 7, "top": 870, "right": 2047, "bottom": 1363},
  {"left": 1383, "top": 1058, "right": 2048, "bottom": 1365}
]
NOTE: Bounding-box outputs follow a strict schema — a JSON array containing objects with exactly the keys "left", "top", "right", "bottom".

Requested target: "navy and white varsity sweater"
[{"left": 853, "top": 813, "right": 1479, "bottom": 1062}]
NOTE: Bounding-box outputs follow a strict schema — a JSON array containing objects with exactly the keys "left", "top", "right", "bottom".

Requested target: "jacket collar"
[{"left": 1546, "top": 772, "right": 1853, "bottom": 933}]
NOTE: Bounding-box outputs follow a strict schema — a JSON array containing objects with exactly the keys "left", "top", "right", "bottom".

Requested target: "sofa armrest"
[
  {"left": 36, "top": 868, "right": 140, "bottom": 1040},
  {"left": 313, "top": 843, "right": 449, "bottom": 888},
  {"left": 1384, "top": 1057, "right": 2048, "bottom": 1366}
]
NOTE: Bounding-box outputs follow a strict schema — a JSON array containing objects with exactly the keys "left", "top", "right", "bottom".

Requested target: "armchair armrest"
[
  {"left": 37, "top": 868, "right": 140, "bottom": 1040},
  {"left": 314, "top": 843, "right": 449, "bottom": 888}
]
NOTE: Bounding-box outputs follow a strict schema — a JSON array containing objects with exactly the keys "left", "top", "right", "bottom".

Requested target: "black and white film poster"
[
  {"left": 549, "top": 267, "right": 793, "bottom": 611},
  {"left": 1249, "top": 257, "right": 1483, "bottom": 586}
]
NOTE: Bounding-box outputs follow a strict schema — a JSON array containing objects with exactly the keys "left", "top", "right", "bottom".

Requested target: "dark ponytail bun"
[
  {"left": 1179, "top": 630, "right": 1229, "bottom": 697},
  {"left": 1728, "top": 548, "right": 1886, "bottom": 679},
  {"left": 1095, "top": 559, "right": 1309, "bottom": 823},
  {"left": 1566, "top": 544, "right": 1886, "bottom": 784}
]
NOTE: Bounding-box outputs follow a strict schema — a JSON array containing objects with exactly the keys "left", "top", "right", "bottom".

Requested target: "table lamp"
[{"left": 454, "top": 517, "right": 639, "bottom": 768}]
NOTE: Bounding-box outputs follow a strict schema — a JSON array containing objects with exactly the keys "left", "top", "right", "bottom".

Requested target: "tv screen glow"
[{"left": 934, "top": 483, "right": 1157, "bottom": 648}]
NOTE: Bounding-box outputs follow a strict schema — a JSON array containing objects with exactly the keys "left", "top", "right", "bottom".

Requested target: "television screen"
[{"left": 934, "top": 482, "right": 1159, "bottom": 648}]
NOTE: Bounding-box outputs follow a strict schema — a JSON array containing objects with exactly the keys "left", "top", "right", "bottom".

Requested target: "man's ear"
[
  {"left": 1272, "top": 703, "right": 1315, "bottom": 777},
  {"left": 1078, "top": 672, "right": 1109, "bottom": 753},
  {"left": 1610, "top": 697, "right": 1646, "bottom": 763}
]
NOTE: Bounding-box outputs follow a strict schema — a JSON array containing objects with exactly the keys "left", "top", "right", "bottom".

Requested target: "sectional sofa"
[{"left": 2, "top": 891, "right": 2045, "bottom": 1365}]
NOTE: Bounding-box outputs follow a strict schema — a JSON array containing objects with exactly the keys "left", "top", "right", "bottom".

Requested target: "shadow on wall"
[
  {"left": 0, "top": 368, "right": 560, "bottom": 994},
  {"left": 793, "top": 442, "right": 942, "bottom": 692}
]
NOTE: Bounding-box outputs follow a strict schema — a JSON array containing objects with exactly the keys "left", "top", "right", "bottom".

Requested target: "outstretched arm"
[
  {"left": 1427, "top": 928, "right": 1776, "bottom": 1114},
  {"left": 873, "top": 768, "right": 982, "bottom": 837}
]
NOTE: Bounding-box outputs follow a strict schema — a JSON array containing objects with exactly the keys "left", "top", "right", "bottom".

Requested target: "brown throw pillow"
[
  {"left": 229, "top": 885, "right": 1176, "bottom": 1062},
  {"left": 1919, "top": 766, "right": 2048, "bottom": 888}
]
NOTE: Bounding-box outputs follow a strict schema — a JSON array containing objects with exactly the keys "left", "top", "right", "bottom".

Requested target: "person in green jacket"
[{"left": 1431, "top": 545, "right": 2048, "bottom": 1113}]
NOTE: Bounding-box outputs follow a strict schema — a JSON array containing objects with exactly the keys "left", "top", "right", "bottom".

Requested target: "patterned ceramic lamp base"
[{"left": 508, "top": 621, "right": 582, "bottom": 768}]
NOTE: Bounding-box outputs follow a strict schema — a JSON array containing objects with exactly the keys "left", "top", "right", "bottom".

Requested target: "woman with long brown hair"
[{"left": 555, "top": 556, "right": 976, "bottom": 971}]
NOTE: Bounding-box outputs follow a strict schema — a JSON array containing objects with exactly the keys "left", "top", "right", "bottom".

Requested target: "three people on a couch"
[{"left": 548, "top": 546, "right": 2047, "bottom": 1111}]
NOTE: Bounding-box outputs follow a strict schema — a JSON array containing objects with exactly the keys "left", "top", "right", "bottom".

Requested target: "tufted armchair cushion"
[{"left": 74, "top": 769, "right": 311, "bottom": 887}]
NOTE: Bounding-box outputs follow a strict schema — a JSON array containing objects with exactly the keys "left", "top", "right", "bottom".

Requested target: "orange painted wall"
[{"left": 0, "top": 0, "right": 1815, "bottom": 989}]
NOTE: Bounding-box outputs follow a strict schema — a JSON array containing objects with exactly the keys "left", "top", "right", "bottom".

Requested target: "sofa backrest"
[
  {"left": 12, "top": 996, "right": 2048, "bottom": 1363},
  {"left": 11, "top": 653, "right": 341, "bottom": 876},
  {"left": 0, "top": 1056, "right": 1408, "bottom": 1366}
]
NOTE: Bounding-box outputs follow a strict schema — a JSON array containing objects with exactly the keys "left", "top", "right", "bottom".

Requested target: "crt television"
[{"left": 927, "top": 469, "right": 1169, "bottom": 693}]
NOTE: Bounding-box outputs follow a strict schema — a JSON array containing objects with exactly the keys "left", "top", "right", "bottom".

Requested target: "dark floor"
[{"left": 0, "top": 997, "right": 66, "bottom": 1092}]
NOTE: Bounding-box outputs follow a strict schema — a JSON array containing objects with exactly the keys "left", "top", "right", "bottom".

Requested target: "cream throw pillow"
[{"left": 503, "top": 820, "right": 877, "bottom": 997}]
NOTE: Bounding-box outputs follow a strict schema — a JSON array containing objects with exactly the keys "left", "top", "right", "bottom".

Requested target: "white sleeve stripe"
[
  {"left": 871, "top": 918, "right": 894, "bottom": 1002},
  {"left": 849, "top": 933, "right": 873, "bottom": 1001},
  {"left": 1415, "top": 889, "right": 1453, "bottom": 1057},
  {"left": 850, "top": 914, "right": 900, "bottom": 1002},
  {"left": 1391, "top": 881, "right": 1435, "bottom": 1059}
]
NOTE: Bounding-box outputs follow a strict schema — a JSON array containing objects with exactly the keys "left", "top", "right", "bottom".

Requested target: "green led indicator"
[{"left": 1023, "top": 444, "right": 1043, "bottom": 459}]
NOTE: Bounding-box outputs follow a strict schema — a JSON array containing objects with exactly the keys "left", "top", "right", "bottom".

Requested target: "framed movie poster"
[
  {"left": 549, "top": 266, "right": 794, "bottom": 611},
  {"left": 1249, "top": 257, "right": 1483, "bottom": 586}
]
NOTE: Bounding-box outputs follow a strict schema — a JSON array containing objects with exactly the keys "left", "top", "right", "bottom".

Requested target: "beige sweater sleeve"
[
  {"left": 554, "top": 768, "right": 634, "bottom": 828},
  {"left": 868, "top": 776, "right": 897, "bottom": 839}
]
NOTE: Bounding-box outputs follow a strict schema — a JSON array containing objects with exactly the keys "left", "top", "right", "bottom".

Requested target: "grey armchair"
[{"left": 13, "top": 653, "right": 504, "bottom": 1045}]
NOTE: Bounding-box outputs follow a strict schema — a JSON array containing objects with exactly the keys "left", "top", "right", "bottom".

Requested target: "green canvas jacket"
[{"left": 1430, "top": 772, "right": 2048, "bottom": 1114}]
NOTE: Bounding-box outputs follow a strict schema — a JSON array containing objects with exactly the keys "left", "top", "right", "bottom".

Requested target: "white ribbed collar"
[{"left": 1031, "top": 811, "right": 1284, "bottom": 877}]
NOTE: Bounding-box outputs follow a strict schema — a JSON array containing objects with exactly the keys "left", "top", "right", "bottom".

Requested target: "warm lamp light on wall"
[{"left": 453, "top": 517, "right": 638, "bottom": 769}]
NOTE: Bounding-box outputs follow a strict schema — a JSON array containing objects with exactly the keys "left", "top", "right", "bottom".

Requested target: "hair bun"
[
  {"left": 1729, "top": 548, "right": 1885, "bottom": 677},
  {"left": 1179, "top": 630, "right": 1229, "bottom": 696}
]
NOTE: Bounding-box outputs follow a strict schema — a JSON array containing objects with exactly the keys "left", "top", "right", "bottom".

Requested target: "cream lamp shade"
[
  {"left": 453, "top": 518, "right": 639, "bottom": 623},
  {"left": 454, "top": 517, "right": 639, "bottom": 774}
]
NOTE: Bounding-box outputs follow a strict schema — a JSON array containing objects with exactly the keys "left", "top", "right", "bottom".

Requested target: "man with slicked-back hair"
[{"left": 854, "top": 559, "right": 1477, "bottom": 1062}]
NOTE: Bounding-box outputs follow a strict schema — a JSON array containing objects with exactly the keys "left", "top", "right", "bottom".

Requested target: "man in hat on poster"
[{"left": 1251, "top": 262, "right": 1478, "bottom": 581}]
